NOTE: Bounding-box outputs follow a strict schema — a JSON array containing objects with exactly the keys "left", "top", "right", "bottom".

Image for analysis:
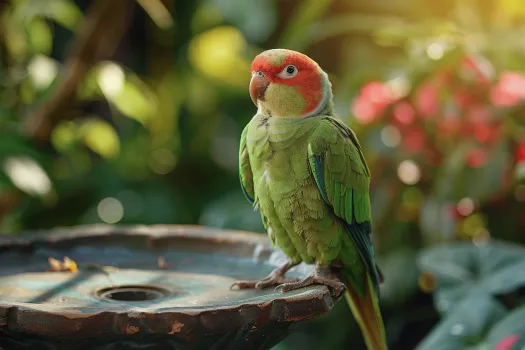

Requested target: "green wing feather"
[
  {"left": 307, "top": 116, "right": 381, "bottom": 291},
  {"left": 239, "top": 124, "right": 255, "bottom": 205}
]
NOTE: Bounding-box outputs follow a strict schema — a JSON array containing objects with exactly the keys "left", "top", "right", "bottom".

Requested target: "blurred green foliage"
[
  {"left": 1, "top": 0, "right": 525, "bottom": 349},
  {"left": 417, "top": 241, "right": 525, "bottom": 349}
]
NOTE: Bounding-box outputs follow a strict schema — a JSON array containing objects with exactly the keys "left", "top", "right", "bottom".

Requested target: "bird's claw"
[
  {"left": 230, "top": 273, "right": 300, "bottom": 290},
  {"left": 275, "top": 275, "right": 346, "bottom": 298}
]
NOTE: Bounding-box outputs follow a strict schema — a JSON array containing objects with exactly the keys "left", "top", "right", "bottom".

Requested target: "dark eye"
[{"left": 278, "top": 65, "right": 298, "bottom": 79}]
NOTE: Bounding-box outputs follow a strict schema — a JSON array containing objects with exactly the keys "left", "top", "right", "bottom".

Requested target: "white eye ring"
[{"left": 277, "top": 65, "right": 298, "bottom": 79}]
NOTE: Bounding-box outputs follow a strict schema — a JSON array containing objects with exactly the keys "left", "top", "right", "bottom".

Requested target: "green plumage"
[
  {"left": 240, "top": 113, "right": 379, "bottom": 294},
  {"left": 239, "top": 49, "right": 387, "bottom": 349}
]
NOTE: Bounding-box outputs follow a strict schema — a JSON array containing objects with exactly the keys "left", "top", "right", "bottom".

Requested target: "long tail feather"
[{"left": 343, "top": 274, "right": 388, "bottom": 350}]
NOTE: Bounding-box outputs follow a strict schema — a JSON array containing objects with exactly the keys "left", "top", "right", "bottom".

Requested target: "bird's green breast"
[
  {"left": 245, "top": 114, "right": 342, "bottom": 265},
  {"left": 245, "top": 114, "right": 316, "bottom": 198}
]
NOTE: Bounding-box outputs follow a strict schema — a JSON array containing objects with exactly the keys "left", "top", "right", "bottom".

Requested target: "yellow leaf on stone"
[{"left": 63, "top": 257, "right": 78, "bottom": 273}]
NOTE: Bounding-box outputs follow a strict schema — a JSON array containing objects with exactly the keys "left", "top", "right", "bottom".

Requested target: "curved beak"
[{"left": 249, "top": 71, "right": 269, "bottom": 106}]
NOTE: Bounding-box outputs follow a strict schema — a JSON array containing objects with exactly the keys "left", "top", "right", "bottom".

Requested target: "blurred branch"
[
  {"left": 24, "top": 0, "right": 133, "bottom": 142},
  {"left": 0, "top": 0, "right": 9, "bottom": 70},
  {"left": 136, "top": 0, "right": 173, "bottom": 29}
]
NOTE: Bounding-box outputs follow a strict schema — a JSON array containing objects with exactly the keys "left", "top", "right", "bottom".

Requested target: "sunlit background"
[{"left": 1, "top": 0, "right": 525, "bottom": 349}]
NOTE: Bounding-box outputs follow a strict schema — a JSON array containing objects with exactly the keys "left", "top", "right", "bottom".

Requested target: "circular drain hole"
[{"left": 97, "top": 285, "right": 170, "bottom": 302}]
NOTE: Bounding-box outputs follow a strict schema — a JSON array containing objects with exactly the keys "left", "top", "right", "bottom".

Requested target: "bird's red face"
[{"left": 249, "top": 49, "right": 327, "bottom": 118}]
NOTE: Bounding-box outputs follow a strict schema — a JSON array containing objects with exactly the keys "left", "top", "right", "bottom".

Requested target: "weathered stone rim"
[{"left": 0, "top": 224, "right": 338, "bottom": 339}]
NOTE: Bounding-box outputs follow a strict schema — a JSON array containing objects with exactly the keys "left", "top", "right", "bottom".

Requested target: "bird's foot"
[
  {"left": 275, "top": 266, "right": 346, "bottom": 298},
  {"left": 230, "top": 261, "right": 299, "bottom": 290},
  {"left": 230, "top": 273, "right": 300, "bottom": 290}
]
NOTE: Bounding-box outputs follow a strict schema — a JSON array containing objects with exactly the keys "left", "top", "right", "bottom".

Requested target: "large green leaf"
[
  {"left": 417, "top": 293, "right": 507, "bottom": 350},
  {"left": 418, "top": 241, "right": 525, "bottom": 315}
]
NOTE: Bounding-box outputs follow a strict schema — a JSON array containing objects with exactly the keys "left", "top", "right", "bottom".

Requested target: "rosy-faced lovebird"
[{"left": 231, "top": 49, "right": 388, "bottom": 350}]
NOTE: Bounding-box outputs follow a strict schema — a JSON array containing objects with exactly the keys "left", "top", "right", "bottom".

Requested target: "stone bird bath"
[{"left": 0, "top": 225, "right": 340, "bottom": 350}]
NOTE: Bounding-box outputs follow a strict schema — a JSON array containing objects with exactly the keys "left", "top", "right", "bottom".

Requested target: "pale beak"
[{"left": 249, "top": 71, "right": 269, "bottom": 106}]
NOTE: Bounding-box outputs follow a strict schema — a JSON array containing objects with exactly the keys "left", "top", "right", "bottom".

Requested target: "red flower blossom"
[
  {"left": 415, "top": 80, "right": 439, "bottom": 118},
  {"left": 473, "top": 123, "right": 499, "bottom": 143},
  {"left": 352, "top": 81, "right": 395, "bottom": 124},
  {"left": 352, "top": 97, "right": 377, "bottom": 124},
  {"left": 392, "top": 101, "right": 415, "bottom": 125},
  {"left": 490, "top": 72, "right": 525, "bottom": 107},
  {"left": 496, "top": 334, "right": 519, "bottom": 350},
  {"left": 516, "top": 140, "right": 525, "bottom": 163}
]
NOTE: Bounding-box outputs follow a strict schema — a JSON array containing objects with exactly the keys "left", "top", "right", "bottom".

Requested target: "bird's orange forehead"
[{"left": 251, "top": 49, "right": 317, "bottom": 75}]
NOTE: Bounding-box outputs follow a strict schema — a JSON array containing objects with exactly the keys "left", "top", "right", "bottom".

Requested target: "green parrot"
[{"left": 231, "top": 49, "right": 387, "bottom": 350}]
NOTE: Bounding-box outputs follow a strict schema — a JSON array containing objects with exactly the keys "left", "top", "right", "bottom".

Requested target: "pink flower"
[
  {"left": 392, "top": 101, "right": 416, "bottom": 125},
  {"left": 499, "top": 72, "right": 525, "bottom": 95},
  {"left": 415, "top": 80, "right": 439, "bottom": 118},
  {"left": 496, "top": 334, "right": 519, "bottom": 350},
  {"left": 352, "top": 81, "right": 395, "bottom": 124},
  {"left": 352, "top": 97, "right": 377, "bottom": 124},
  {"left": 490, "top": 87, "right": 520, "bottom": 107},
  {"left": 473, "top": 123, "right": 499, "bottom": 143},
  {"left": 490, "top": 72, "right": 525, "bottom": 107},
  {"left": 361, "top": 81, "right": 393, "bottom": 105}
]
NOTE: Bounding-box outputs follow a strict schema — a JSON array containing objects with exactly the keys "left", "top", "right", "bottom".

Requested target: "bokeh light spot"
[
  {"left": 97, "top": 197, "right": 124, "bottom": 224},
  {"left": 28, "top": 55, "right": 58, "bottom": 89},
  {"left": 386, "top": 75, "right": 411, "bottom": 99},
  {"left": 427, "top": 43, "right": 444, "bottom": 60},
  {"left": 3, "top": 157, "right": 52, "bottom": 197},
  {"left": 97, "top": 62, "right": 125, "bottom": 98},
  {"left": 450, "top": 323, "right": 465, "bottom": 336},
  {"left": 457, "top": 197, "right": 475, "bottom": 216},
  {"left": 381, "top": 125, "right": 401, "bottom": 148},
  {"left": 473, "top": 228, "right": 490, "bottom": 247},
  {"left": 397, "top": 160, "right": 421, "bottom": 185},
  {"left": 514, "top": 163, "right": 525, "bottom": 180}
]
